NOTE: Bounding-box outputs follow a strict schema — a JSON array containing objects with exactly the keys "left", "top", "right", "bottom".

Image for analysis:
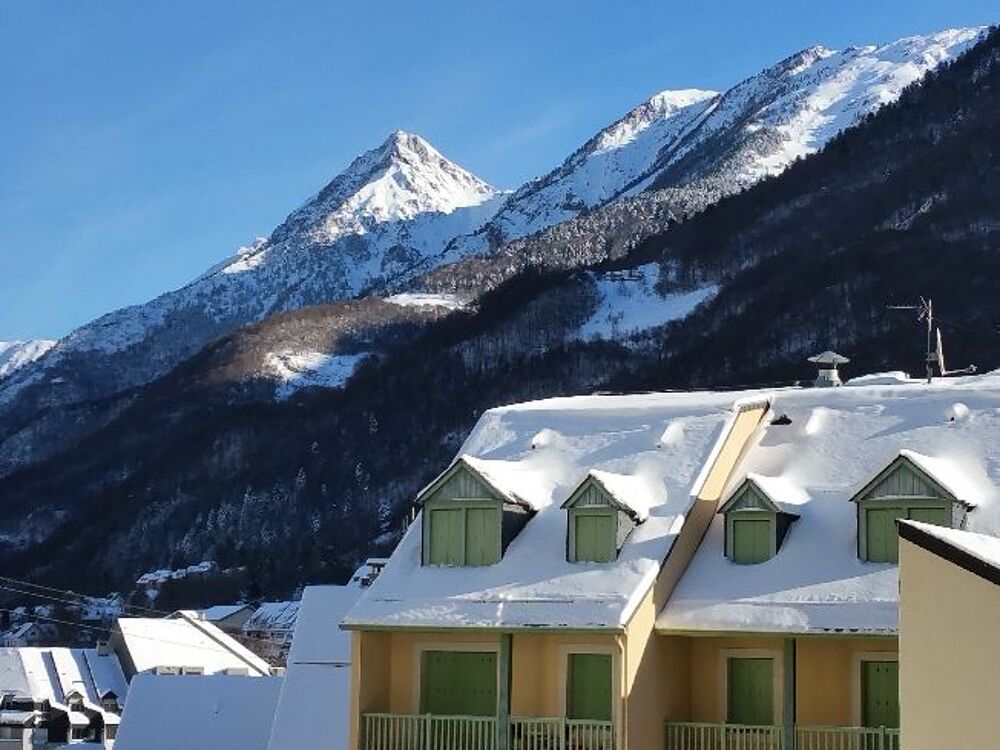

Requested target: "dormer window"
[
  {"left": 719, "top": 475, "right": 801, "bottom": 564},
  {"left": 419, "top": 456, "right": 533, "bottom": 567},
  {"left": 852, "top": 450, "right": 975, "bottom": 563},
  {"left": 561, "top": 471, "right": 650, "bottom": 563}
]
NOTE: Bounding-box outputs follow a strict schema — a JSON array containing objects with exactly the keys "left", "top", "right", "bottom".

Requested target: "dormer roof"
[
  {"left": 718, "top": 474, "right": 805, "bottom": 517},
  {"left": 416, "top": 454, "right": 537, "bottom": 510},
  {"left": 561, "top": 470, "right": 660, "bottom": 522}
]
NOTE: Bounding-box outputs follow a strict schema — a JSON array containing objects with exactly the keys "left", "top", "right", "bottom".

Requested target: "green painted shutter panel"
[
  {"left": 574, "top": 514, "right": 615, "bottom": 562},
  {"left": 862, "top": 661, "right": 899, "bottom": 728},
  {"left": 732, "top": 518, "right": 771, "bottom": 564},
  {"left": 908, "top": 506, "right": 950, "bottom": 527},
  {"left": 428, "top": 509, "right": 463, "bottom": 565},
  {"left": 567, "top": 653, "right": 613, "bottom": 721},
  {"left": 465, "top": 507, "right": 499, "bottom": 566},
  {"left": 421, "top": 651, "right": 497, "bottom": 716},
  {"left": 867, "top": 508, "right": 904, "bottom": 562},
  {"left": 727, "top": 658, "right": 774, "bottom": 725}
]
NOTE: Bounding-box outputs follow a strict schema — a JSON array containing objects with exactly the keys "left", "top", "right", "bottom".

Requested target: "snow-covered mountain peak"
[
  {"left": 271, "top": 131, "right": 500, "bottom": 247},
  {"left": 592, "top": 88, "right": 718, "bottom": 154},
  {"left": 0, "top": 340, "right": 55, "bottom": 380}
]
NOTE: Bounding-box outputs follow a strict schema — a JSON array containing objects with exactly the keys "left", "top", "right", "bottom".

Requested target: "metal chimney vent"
[{"left": 808, "top": 350, "right": 849, "bottom": 387}]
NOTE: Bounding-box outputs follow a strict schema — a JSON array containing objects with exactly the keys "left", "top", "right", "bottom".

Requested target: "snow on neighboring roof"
[
  {"left": 0, "top": 649, "right": 31, "bottom": 698},
  {"left": 896, "top": 449, "right": 985, "bottom": 507},
  {"left": 50, "top": 649, "right": 100, "bottom": 708},
  {"left": 345, "top": 388, "right": 763, "bottom": 630},
  {"left": 116, "top": 616, "right": 271, "bottom": 676},
  {"left": 901, "top": 520, "right": 1000, "bottom": 571},
  {"left": 659, "top": 373, "right": 1000, "bottom": 636},
  {"left": 114, "top": 674, "right": 282, "bottom": 750},
  {"left": 244, "top": 602, "right": 300, "bottom": 633},
  {"left": 265, "top": 586, "right": 362, "bottom": 750},
  {"left": 575, "top": 469, "right": 663, "bottom": 522},
  {"left": 198, "top": 604, "right": 252, "bottom": 622},
  {"left": 83, "top": 649, "right": 128, "bottom": 703}
]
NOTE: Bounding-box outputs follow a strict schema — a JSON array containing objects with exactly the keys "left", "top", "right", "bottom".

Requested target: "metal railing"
[
  {"left": 511, "top": 717, "right": 615, "bottom": 750},
  {"left": 361, "top": 714, "right": 615, "bottom": 750},
  {"left": 665, "top": 723, "right": 901, "bottom": 750},
  {"left": 665, "top": 722, "right": 783, "bottom": 749},
  {"left": 795, "top": 726, "right": 900, "bottom": 750}
]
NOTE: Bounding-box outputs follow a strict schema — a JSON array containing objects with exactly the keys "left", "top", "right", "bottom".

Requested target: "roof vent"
[{"left": 807, "top": 351, "right": 849, "bottom": 388}]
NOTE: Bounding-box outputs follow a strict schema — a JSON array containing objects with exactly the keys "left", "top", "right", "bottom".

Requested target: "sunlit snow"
[{"left": 267, "top": 351, "right": 368, "bottom": 399}]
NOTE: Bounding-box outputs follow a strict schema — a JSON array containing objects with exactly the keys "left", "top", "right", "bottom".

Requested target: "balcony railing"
[
  {"left": 361, "top": 714, "right": 615, "bottom": 750},
  {"left": 665, "top": 722, "right": 901, "bottom": 750}
]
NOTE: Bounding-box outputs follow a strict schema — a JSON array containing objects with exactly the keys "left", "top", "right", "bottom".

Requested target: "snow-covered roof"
[
  {"left": 658, "top": 373, "right": 1000, "bottom": 636},
  {"left": 114, "top": 674, "right": 282, "bottom": 750},
  {"left": 197, "top": 604, "right": 252, "bottom": 622},
  {"left": 892, "top": 449, "right": 985, "bottom": 507},
  {"left": 719, "top": 473, "right": 808, "bottom": 516},
  {"left": 418, "top": 454, "right": 541, "bottom": 510},
  {"left": 244, "top": 602, "right": 300, "bottom": 633},
  {"left": 345, "top": 389, "right": 762, "bottom": 630},
  {"left": 116, "top": 616, "right": 271, "bottom": 676},
  {"left": 899, "top": 520, "right": 1000, "bottom": 576},
  {"left": 83, "top": 650, "right": 128, "bottom": 703},
  {"left": 265, "top": 586, "right": 362, "bottom": 750},
  {"left": 0, "top": 649, "right": 31, "bottom": 699},
  {"left": 4, "top": 648, "right": 128, "bottom": 719},
  {"left": 566, "top": 469, "right": 662, "bottom": 522}
]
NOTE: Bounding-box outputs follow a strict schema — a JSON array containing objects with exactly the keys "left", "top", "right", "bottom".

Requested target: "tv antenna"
[{"left": 886, "top": 297, "right": 976, "bottom": 383}]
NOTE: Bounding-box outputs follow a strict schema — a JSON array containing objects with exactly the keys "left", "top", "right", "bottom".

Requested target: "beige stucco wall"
[{"left": 899, "top": 538, "right": 1000, "bottom": 750}]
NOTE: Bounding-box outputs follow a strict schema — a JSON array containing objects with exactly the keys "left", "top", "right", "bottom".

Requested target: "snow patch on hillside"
[
  {"left": 578, "top": 265, "right": 717, "bottom": 341},
  {"left": 386, "top": 292, "right": 466, "bottom": 311},
  {"left": 0, "top": 340, "right": 55, "bottom": 379},
  {"left": 267, "top": 352, "right": 368, "bottom": 399}
]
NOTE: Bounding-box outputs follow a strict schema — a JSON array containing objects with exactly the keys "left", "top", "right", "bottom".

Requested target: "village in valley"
[{"left": 2, "top": 5, "right": 999, "bottom": 750}]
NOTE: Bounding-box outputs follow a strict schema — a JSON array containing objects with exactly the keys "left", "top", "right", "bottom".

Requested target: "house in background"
[
  {"left": 187, "top": 604, "right": 255, "bottom": 634},
  {"left": 242, "top": 602, "right": 300, "bottom": 664},
  {"left": 342, "top": 370, "right": 1000, "bottom": 750},
  {"left": 898, "top": 520, "right": 1000, "bottom": 750},
  {"left": 2, "top": 624, "right": 47, "bottom": 649},
  {"left": 110, "top": 613, "right": 272, "bottom": 678},
  {"left": 0, "top": 645, "right": 128, "bottom": 748}
]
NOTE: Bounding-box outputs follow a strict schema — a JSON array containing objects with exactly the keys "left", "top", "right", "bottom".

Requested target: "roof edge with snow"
[{"left": 899, "top": 520, "right": 1000, "bottom": 587}]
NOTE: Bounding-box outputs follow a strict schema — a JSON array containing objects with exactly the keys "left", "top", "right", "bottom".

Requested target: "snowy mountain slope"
[
  {"left": 0, "top": 132, "right": 501, "bottom": 406},
  {"left": 443, "top": 27, "right": 986, "bottom": 260},
  {"left": 0, "top": 340, "right": 55, "bottom": 380}
]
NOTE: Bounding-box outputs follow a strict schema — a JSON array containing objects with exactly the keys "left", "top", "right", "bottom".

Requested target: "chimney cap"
[{"left": 808, "top": 350, "right": 850, "bottom": 365}]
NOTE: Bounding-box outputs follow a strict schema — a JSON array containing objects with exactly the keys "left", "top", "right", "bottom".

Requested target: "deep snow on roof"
[
  {"left": 658, "top": 373, "right": 1000, "bottom": 635},
  {"left": 266, "top": 585, "right": 362, "bottom": 750},
  {"left": 903, "top": 520, "right": 1000, "bottom": 570},
  {"left": 345, "top": 389, "right": 752, "bottom": 630},
  {"left": 114, "top": 674, "right": 282, "bottom": 750},
  {"left": 0, "top": 649, "right": 31, "bottom": 699},
  {"left": 198, "top": 604, "right": 251, "bottom": 622},
  {"left": 244, "top": 601, "right": 300, "bottom": 632},
  {"left": 4, "top": 648, "right": 128, "bottom": 715},
  {"left": 84, "top": 650, "right": 128, "bottom": 703},
  {"left": 117, "top": 617, "right": 271, "bottom": 676}
]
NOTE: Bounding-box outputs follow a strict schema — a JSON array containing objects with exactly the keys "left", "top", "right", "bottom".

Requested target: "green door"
[
  {"left": 727, "top": 658, "right": 774, "bottom": 725},
  {"left": 421, "top": 651, "right": 497, "bottom": 716},
  {"left": 574, "top": 513, "right": 615, "bottom": 562},
  {"left": 465, "top": 507, "right": 499, "bottom": 566},
  {"left": 567, "top": 653, "right": 613, "bottom": 721},
  {"left": 908, "top": 506, "right": 950, "bottom": 527},
  {"left": 732, "top": 518, "right": 771, "bottom": 564},
  {"left": 862, "top": 661, "right": 899, "bottom": 728},
  {"left": 866, "top": 508, "right": 905, "bottom": 563},
  {"left": 428, "top": 509, "right": 464, "bottom": 565}
]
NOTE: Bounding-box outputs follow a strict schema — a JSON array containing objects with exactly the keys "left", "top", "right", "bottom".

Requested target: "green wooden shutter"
[
  {"left": 862, "top": 661, "right": 899, "bottom": 728},
  {"left": 908, "top": 506, "right": 950, "bottom": 527},
  {"left": 866, "top": 508, "right": 905, "bottom": 562},
  {"left": 428, "top": 509, "right": 464, "bottom": 565},
  {"left": 567, "top": 653, "right": 613, "bottom": 721},
  {"left": 732, "top": 518, "right": 772, "bottom": 564},
  {"left": 727, "top": 658, "right": 774, "bottom": 725},
  {"left": 465, "top": 507, "right": 499, "bottom": 566},
  {"left": 574, "top": 513, "right": 615, "bottom": 562},
  {"left": 421, "top": 651, "right": 497, "bottom": 716}
]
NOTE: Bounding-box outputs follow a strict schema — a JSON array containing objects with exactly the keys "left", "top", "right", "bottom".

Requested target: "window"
[
  {"left": 105, "top": 724, "right": 118, "bottom": 740},
  {"left": 424, "top": 502, "right": 500, "bottom": 566},
  {"left": 862, "top": 660, "right": 899, "bottom": 729},
  {"left": 567, "top": 653, "right": 613, "bottom": 721},
  {"left": 0, "top": 727, "right": 22, "bottom": 740},
  {"left": 420, "top": 651, "right": 497, "bottom": 716},
  {"left": 727, "top": 658, "right": 774, "bottom": 726},
  {"left": 720, "top": 478, "right": 799, "bottom": 564},
  {"left": 570, "top": 509, "right": 616, "bottom": 563},
  {"left": 562, "top": 473, "right": 644, "bottom": 564},
  {"left": 853, "top": 454, "right": 965, "bottom": 563},
  {"left": 71, "top": 727, "right": 89, "bottom": 740}
]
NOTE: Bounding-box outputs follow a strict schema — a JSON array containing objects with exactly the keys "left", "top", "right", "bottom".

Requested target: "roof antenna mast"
[{"left": 886, "top": 297, "right": 976, "bottom": 383}]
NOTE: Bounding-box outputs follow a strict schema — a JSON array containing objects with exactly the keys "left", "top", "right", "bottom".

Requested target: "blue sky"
[{"left": 1, "top": 1, "right": 995, "bottom": 340}]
